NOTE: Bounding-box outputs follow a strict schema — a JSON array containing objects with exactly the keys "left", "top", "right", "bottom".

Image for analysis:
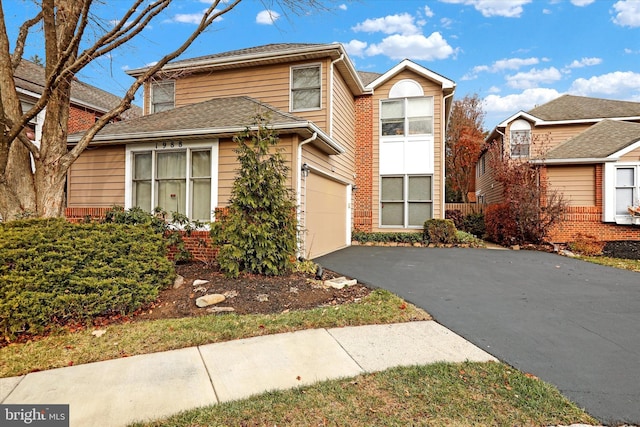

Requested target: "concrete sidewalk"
[{"left": 0, "top": 321, "right": 496, "bottom": 427}]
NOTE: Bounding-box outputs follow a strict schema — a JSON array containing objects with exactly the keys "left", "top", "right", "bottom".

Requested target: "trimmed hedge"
[
  {"left": 424, "top": 219, "right": 457, "bottom": 244},
  {"left": 0, "top": 218, "right": 174, "bottom": 340},
  {"left": 352, "top": 231, "right": 424, "bottom": 244}
]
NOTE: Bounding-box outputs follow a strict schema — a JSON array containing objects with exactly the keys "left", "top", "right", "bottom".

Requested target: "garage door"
[{"left": 305, "top": 172, "right": 348, "bottom": 259}]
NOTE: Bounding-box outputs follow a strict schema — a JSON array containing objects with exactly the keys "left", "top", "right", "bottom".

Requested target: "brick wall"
[
  {"left": 354, "top": 95, "right": 374, "bottom": 232},
  {"left": 65, "top": 207, "right": 217, "bottom": 261},
  {"left": 67, "top": 105, "right": 99, "bottom": 134},
  {"left": 545, "top": 167, "right": 640, "bottom": 242}
]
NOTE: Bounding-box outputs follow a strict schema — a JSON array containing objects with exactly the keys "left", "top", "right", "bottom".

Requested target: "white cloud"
[
  {"left": 484, "top": 88, "right": 562, "bottom": 115},
  {"left": 365, "top": 32, "right": 456, "bottom": 60},
  {"left": 543, "top": 8, "right": 552, "bottom": 14},
  {"left": 569, "top": 71, "right": 640, "bottom": 96},
  {"left": 564, "top": 57, "right": 602, "bottom": 69},
  {"left": 506, "top": 67, "right": 562, "bottom": 89},
  {"left": 571, "top": 0, "right": 595, "bottom": 6},
  {"left": 352, "top": 13, "right": 420, "bottom": 36},
  {"left": 463, "top": 57, "right": 539, "bottom": 80},
  {"left": 424, "top": 6, "right": 435, "bottom": 18},
  {"left": 172, "top": 11, "right": 207, "bottom": 24},
  {"left": 440, "top": 0, "right": 532, "bottom": 18},
  {"left": 339, "top": 4, "right": 347, "bottom": 11},
  {"left": 488, "top": 86, "right": 501, "bottom": 94},
  {"left": 612, "top": 0, "right": 640, "bottom": 27},
  {"left": 256, "top": 10, "right": 280, "bottom": 25},
  {"left": 343, "top": 39, "right": 368, "bottom": 58}
]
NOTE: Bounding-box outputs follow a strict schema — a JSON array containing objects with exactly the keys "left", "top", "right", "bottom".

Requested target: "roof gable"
[
  {"left": 365, "top": 59, "right": 455, "bottom": 91},
  {"left": 545, "top": 119, "right": 640, "bottom": 161}
]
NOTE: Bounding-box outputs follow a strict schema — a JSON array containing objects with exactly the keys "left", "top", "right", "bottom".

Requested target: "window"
[
  {"left": 381, "top": 97, "right": 433, "bottom": 136},
  {"left": 615, "top": 166, "right": 639, "bottom": 215},
  {"left": 381, "top": 175, "right": 433, "bottom": 227},
  {"left": 291, "top": 65, "right": 321, "bottom": 111},
  {"left": 132, "top": 144, "right": 212, "bottom": 221},
  {"left": 510, "top": 119, "right": 531, "bottom": 158},
  {"left": 150, "top": 80, "right": 175, "bottom": 113}
]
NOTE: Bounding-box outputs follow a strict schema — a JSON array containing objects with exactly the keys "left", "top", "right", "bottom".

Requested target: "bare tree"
[
  {"left": 0, "top": 0, "right": 328, "bottom": 220},
  {"left": 445, "top": 93, "right": 485, "bottom": 203}
]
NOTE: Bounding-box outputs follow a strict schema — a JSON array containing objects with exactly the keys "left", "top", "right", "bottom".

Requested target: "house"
[
  {"left": 66, "top": 43, "right": 456, "bottom": 258},
  {"left": 477, "top": 94, "right": 640, "bottom": 243},
  {"left": 15, "top": 59, "right": 141, "bottom": 145}
]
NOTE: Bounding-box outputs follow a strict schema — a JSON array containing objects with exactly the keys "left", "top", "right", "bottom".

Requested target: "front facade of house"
[
  {"left": 477, "top": 95, "right": 640, "bottom": 242},
  {"left": 66, "top": 43, "right": 455, "bottom": 258}
]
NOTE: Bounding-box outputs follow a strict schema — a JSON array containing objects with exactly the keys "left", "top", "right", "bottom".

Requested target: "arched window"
[{"left": 510, "top": 119, "right": 531, "bottom": 158}]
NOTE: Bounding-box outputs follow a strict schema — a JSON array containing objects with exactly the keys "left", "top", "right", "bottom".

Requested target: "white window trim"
[
  {"left": 150, "top": 80, "right": 175, "bottom": 114},
  {"left": 380, "top": 96, "right": 434, "bottom": 140},
  {"left": 290, "top": 63, "right": 322, "bottom": 112},
  {"left": 604, "top": 162, "right": 640, "bottom": 224},
  {"left": 380, "top": 174, "right": 433, "bottom": 229},
  {"left": 125, "top": 139, "right": 219, "bottom": 222}
]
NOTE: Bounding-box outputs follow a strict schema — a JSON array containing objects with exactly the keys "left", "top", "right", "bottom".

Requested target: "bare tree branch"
[{"left": 11, "top": 10, "right": 43, "bottom": 69}]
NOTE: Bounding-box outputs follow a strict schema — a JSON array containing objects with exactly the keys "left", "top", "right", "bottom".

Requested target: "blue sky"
[{"left": 5, "top": 0, "right": 640, "bottom": 130}]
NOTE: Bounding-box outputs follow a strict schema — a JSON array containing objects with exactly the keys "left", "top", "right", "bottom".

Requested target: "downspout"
[
  {"left": 297, "top": 132, "right": 318, "bottom": 259},
  {"left": 328, "top": 54, "right": 344, "bottom": 138},
  {"left": 441, "top": 91, "right": 455, "bottom": 218}
]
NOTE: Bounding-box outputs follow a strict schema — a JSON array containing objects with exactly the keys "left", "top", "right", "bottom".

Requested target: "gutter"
[
  {"left": 329, "top": 54, "right": 344, "bottom": 137},
  {"left": 441, "top": 90, "right": 455, "bottom": 218},
  {"left": 529, "top": 157, "right": 616, "bottom": 165}
]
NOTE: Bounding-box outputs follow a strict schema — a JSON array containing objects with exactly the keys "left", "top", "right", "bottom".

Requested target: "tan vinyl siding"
[
  {"left": 175, "top": 60, "right": 329, "bottom": 131},
  {"left": 504, "top": 122, "right": 592, "bottom": 158},
  {"left": 371, "top": 70, "right": 444, "bottom": 231},
  {"left": 547, "top": 165, "right": 596, "bottom": 206},
  {"left": 67, "top": 145, "right": 126, "bottom": 207},
  {"left": 217, "top": 135, "right": 296, "bottom": 207},
  {"left": 328, "top": 67, "right": 356, "bottom": 184},
  {"left": 619, "top": 145, "right": 640, "bottom": 161},
  {"left": 476, "top": 151, "right": 504, "bottom": 205}
]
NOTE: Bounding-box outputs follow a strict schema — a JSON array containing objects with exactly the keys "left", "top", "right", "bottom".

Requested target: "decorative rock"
[
  {"left": 173, "top": 275, "right": 185, "bottom": 289},
  {"left": 511, "top": 245, "right": 520, "bottom": 250},
  {"left": 559, "top": 249, "right": 576, "bottom": 258},
  {"left": 256, "top": 293, "right": 269, "bottom": 302},
  {"left": 324, "top": 276, "right": 357, "bottom": 289},
  {"left": 195, "top": 294, "right": 226, "bottom": 308},
  {"left": 92, "top": 329, "right": 106, "bottom": 338},
  {"left": 193, "top": 279, "right": 210, "bottom": 287},
  {"left": 207, "top": 306, "right": 235, "bottom": 313},
  {"left": 223, "top": 290, "right": 238, "bottom": 299},
  {"left": 193, "top": 286, "right": 207, "bottom": 293}
]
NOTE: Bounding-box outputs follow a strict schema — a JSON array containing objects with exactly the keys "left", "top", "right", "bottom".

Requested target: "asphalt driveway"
[{"left": 316, "top": 246, "right": 640, "bottom": 425}]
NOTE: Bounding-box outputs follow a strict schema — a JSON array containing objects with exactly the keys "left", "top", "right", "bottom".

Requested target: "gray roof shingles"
[
  {"left": 15, "top": 59, "right": 142, "bottom": 118},
  {"left": 528, "top": 94, "right": 640, "bottom": 121},
  {"left": 546, "top": 119, "right": 640, "bottom": 160},
  {"left": 80, "top": 96, "right": 307, "bottom": 138}
]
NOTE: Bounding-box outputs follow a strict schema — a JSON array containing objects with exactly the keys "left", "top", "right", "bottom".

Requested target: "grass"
[
  {"left": 130, "top": 362, "right": 598, "bottom": 427},
  {"left": 0, "top": 289, "right": 429, "bottom": 378},
  {"left": 577, "top": 255, "right": 640, "bottom": 272}
]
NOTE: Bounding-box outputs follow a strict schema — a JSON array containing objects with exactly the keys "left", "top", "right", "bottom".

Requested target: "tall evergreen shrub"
[{"left": 210, "top": 115, "right": 298, "bottom": 278}]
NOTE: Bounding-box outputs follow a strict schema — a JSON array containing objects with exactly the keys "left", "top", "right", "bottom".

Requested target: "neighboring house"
[
  {"left": 15, "top": 59, "right": 141, "bottom": 145},
  {"left": 66, "top": 43, "right": 456, "bottom": 258},
  {"left": 477, "top": 94, "right": 640, "bottom": 242}
]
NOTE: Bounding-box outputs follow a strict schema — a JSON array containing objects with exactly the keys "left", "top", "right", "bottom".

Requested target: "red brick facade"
[
  {"left": 67, "top": 105, "right": 100, "bottom": 134},
  {"left": 545, "top": 166, "right": 640, "bottom": 243},
  {"left": 353, "top": 95, "right": 374, "bottom": 232},
  {"left": 65, "top": 207, "right": 217, "bottom": 261}
]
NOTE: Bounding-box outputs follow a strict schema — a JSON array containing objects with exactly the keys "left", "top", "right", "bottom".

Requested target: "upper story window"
[
  {"left": 150, "top": 80, "right": 175, "bottom": 113},
  {"left": 291, "top": 65, "right": 321, "bottom": 111},
  {"left": 510, "top": 119, "right": 531, "bottom": 158},
  {"left": 381, "top": 97, "right": 433, "bottom": 136}
]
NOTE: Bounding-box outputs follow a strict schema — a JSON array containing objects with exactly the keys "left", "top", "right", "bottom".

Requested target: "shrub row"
[
  {"left": 0, "top": 218, "right": 175, "bottom": 340},
  {"left": 445, "top": 209, "right": 486, "bottom": 238}
]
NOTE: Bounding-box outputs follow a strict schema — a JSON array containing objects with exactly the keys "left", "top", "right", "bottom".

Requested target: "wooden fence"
[{"left": 444, "top": 203, "right": 484, "bottom": 215}]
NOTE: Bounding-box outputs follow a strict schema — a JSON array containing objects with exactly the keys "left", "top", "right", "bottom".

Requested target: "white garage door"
[{"left": 305, "top": 173, "right": 348, "bottom": 259}]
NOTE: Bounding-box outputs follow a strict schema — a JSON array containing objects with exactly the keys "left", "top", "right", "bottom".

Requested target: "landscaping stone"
[
  {"left": 256, "top": 294, "right": 269, "bottom": 302},
  {"left": 222, "top": 290, "right": 238, "bottom": 299},
  {"left": 195, "top": 294, "right": 226, "bottom": 308},
  {"left": 173, "top": 275, "right": 185, "bottom": 289},
  {"left": 207, "top": 306, "right": 235, "bottom": 313},
  {"left": 324, "top": 276, "right": 357, "bottom": 289},
  {"left": 193, "top": 279, "right": 210, "bottom": 287}
]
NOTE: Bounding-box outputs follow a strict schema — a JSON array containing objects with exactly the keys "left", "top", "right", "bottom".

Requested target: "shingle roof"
[
  {"left": 75, "top": 96, "right": 307, "bottom": 138},
  {"left": 546, "top": 119, "right": 640, "bottom": 160},
  {"left": 168, "top": 43, "right": 325, "bottom": 67},
  {"left": 528, "top": 95, "right": 640, "bottom": 121},
  {"left": 357, "top": 71, "right": 382, "bottom": 87},
  {"left": 15, "top": 59, "right": 142, "bottom": 118}
]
